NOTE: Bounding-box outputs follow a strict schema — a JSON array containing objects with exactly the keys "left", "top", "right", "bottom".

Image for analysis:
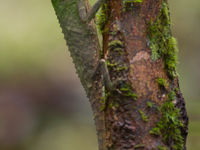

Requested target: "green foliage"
[
  {"left": 139, "top": 110, "right": 148, "bottom": 122},
  {"left": 148, "top": 2, "right": 178, "bottom": 78}
]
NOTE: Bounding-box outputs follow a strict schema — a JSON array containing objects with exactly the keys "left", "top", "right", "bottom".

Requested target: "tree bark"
[
  {"left": 101, "top": 0, "right": 188, "bottom": 149},
  {"left": 52, "top": 0, "right": 188, "bottom": 149}
]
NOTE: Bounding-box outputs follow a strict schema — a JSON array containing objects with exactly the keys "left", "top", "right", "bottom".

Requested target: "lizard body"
[
  {"left": 51, "top": 0, "right": 107, "bottom": 150},
  {"left": 52, "top": 0, "right": 102, "bottom": 93}
]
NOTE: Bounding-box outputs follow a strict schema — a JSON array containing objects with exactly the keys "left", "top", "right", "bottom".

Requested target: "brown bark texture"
[
  {"left": 52, "top": 0, "right": 188, "bottom": 149},
  {"left": 101, "top": 0, "right": 188, "bottom": 149}
]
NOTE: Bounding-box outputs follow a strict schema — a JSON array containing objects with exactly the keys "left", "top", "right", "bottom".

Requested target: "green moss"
[
  {"left": 159, "top": 101, "right": 184, "bottom": 149},
  {"left": 123, "top": 0, "right": 143, "bottom": 11},
  {"left": 109, "top": 102, "right": 114, "bottom": 108},
  {"left": 146, "top": 101, "right": 154, "bottom": 108},
  {"left": 122, "top": 91, "right": 138, "bottom": 99},
  {"left": 165, "top": 37, "right": 178, "bottom": 78},
  {"left": 139, "top": 110, "right": 148, "bottom": 122},
  {"left": 119, "top": 83, "right": 138, "bottom": 100},
  {"left": 108, "top": 101, "right": 119, "bottom": 109},
  {"left": 108, "top": 40, "right": 124, "bottom": 49},
  {"left": 96, "top": 3, "right": 109, "bottom": 33},
  {"left": 113, "top": 47, "right": 123, "bottom": 52},
  {"left": 115, "top": 103, "right": 119, "bottom": 108},
  {"left": 168, "top": 90, "right": 176, "bottom": 101},
  {"left": 150, "top": 41, "right": 160, "bottom": 60},
  {"left": 123, "top": 0, "right": 143, "bottom": 3},
  {"left": 150, "top": 90, "right": 184, "bottom": 150},
  {"left": 148, "top": 2, "right": 178, "bottom": 79},
  {"left": 149, "top": 127, "right": 161, "bottom": 135},
  {"left": 175, "top": 88, "right": 179, "bottom": 92},
  {"left": 106, "top": 60, "right": 118, "bottom": 68},
  {"left": 116, "top": 66, "right": 128, "bottom": 71},
  {"left": 108, "top": 39, "right": 125, "bottom": 54},
  {"left": 158, "top": 145, "right": 167, "bottom": 150},
  {"left": 156, "top": 77, "right": 168, "bottom": 88}
]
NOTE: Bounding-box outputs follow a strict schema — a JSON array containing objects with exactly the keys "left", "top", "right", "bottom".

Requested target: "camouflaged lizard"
[
  {"left": 51, "top": 0, "right": 105, "bottom": 92},
  {"left": 51, "top": 0, "right": 108, "bottom": 150}
]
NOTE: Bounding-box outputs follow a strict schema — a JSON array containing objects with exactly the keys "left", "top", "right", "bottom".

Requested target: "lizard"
[
  {"left": 51, "top": 0, "right": 105, "bottom": 93},
  {"left": 51, "top": 0, "right": 108, "bottom": 150}
]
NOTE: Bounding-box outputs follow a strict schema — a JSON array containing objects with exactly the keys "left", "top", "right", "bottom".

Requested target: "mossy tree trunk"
[
  {"left": 52, "top": 0, "right": 188, "bottom": 149},
  {"left": 100, "top": 0, "right": 188, "bottom": 149}
]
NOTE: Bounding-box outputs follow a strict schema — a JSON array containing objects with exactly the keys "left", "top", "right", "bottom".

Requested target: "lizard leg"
[
  {"left": 99, "top": 59, "right": 113, "bottom": 91},
  {"left": 93, "top": 59, "right": 113, "bottom": 91},
  {"left": 78, "top": 0, "right": 104, "bottom": 22}
]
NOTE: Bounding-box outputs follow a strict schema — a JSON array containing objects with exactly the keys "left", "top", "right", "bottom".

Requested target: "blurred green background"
[{"left": 0, "top": 0, "right": 199, "bottom": 149}]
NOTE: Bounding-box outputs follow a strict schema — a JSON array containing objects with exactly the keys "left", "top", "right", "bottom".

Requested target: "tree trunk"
[
  {"left": 52, "top": 0, "right": 188, "bottom": 149},
  {"left": 100, "top": 0, "right": 188, "bottom": 149}
]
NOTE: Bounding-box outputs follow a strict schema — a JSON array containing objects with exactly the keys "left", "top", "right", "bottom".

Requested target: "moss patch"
[
  {"left": 123, "top": 0, "right": 143, "bottom": 11},
  {"left": 158, "top": 145, "right": 167, "bottom": 150},
  {"left": 108, "top": 40, "right": 125, "bottom": 55},
  {"left": 108, "top": 40, "right": 124, "bottom": 49},
  {"left": 156, "top": 77, "right": 168, "bottom": 88},
  {"left": 123, "top": 0, "right": 143, "bottom": 3},
  {"left": 96, "top": 3, "right": 109, "bottom": 33},
  {"left": 119, "top": 83, "right": 138, "bottom": 100},
  {"left": 149, "top": 127, "right": 160, "bottom": 135},
  {"left": 106, "top": 60, "right": 118, "bottom": 68},
  {"left": 116, "top": 65, "right": 128, "bottom": 71},
  {"left": 139, "top": 110, "right": 148, "bottom": 122},
  {"left": 150, "top": 90, "right": 184, "bottom": 150},
  {"left": 148, "top": 2, "right": 178, "bottom": 78},
  {"left": 146, "top": 101, "right": 154, "bottom": 108},
  {"left": 168, "top": 90, "right": 176, "bottom": 101}
]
